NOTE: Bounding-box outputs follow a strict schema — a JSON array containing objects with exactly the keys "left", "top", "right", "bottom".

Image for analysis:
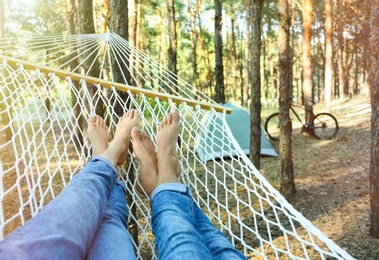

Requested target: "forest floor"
[{"left": 260, "top": 94, "right": 378, "bottom": 259}]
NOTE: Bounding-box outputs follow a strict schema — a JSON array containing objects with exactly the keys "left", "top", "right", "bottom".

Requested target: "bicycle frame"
[{"left": 289, "top": 103, "right": 314, "bottom": 129}]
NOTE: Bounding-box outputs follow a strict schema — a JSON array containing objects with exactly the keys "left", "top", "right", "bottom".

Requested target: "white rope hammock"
[{"left": 0, "top": 31, "right": 352, "bottom": 259}]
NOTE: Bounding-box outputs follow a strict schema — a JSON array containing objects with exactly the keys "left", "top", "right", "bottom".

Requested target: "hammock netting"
[{"left": 0, "top": 31, "right": 352, "bottom": 259}]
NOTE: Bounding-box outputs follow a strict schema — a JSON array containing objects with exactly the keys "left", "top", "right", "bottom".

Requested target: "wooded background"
[
  {"left": 0, "top": 0, "right": 368, "bottom": 105},
  {"left": 2, "top": 0, "right": 379, "bottom": 239}
]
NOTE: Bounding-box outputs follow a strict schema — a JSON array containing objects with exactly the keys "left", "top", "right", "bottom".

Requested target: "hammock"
[{"left": 0, "top": 31, "right": 352, "bottom": 259}]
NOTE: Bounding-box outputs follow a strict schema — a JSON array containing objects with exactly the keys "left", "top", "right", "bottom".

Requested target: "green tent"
[{"left": 195, "top": 103, "right": 278, "bottom": 162}]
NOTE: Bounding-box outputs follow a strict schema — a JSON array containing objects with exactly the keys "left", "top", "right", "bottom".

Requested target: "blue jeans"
[
  {"left": 150, "top": 183, "right": 247, "bottom": 260},
  {"left": 0, "top": 157, "right": 247, "bottom": 259},
  {"left": 0, "top": 157, "right": 136, "bottom": 260}
]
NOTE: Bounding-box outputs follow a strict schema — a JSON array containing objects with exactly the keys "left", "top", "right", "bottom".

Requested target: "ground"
[{"left": 260, "top": 94, "right": 379, "bottom": 259}]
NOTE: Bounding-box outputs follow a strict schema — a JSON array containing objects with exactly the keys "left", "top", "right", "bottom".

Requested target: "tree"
[
  {"left": 214, "top": 0, "right": 225, "bottom": 103},
  {"left": 336, "top": 0, "right": 345, "bottom": 100},
  {"left": 324, "top": 0, "right": 333, "bottom": 111},
  {"left": 77, "top": 0, "right": 104, "bottom": 116},
  {"left": 249, "top": 0, "right": 264, "bottom": 170},
  {"left": 369, "top": 0, "right": 379, "bottom": 238},
  {"left": 243, "top": 1, "right": 251, "bottom": 107},
  {"left": 278, "top": 0, "right": 295, "bottom": 197},
  {"left": 167, "top": 0, "right": 178, "bottom": 93},
  {"left": 66, "top": 0, "right": 83, "bottom": 147},
  {"left": 302, "top": 0, "right": 314, "bottom": 127}
]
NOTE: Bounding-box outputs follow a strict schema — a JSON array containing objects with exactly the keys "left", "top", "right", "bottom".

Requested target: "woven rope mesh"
[{"left": 0, "top": 32, "right": 352, "bottom": 259}]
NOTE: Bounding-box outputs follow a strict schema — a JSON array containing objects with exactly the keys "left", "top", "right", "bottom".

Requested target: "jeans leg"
[
  {"left": 150, "top": 183, "right": 213, "bottom": 260},
  {"left": 194, "top": 206, "right": 247, "bottom": 260},
  {"left": 87, "top": 180, "right": 136, "bottom": 260},
  {"left": 0, "top": 156, "right": 117, "bottom": 260}
]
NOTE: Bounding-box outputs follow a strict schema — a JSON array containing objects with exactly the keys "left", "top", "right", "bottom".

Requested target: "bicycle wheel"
[
  {"left": 264, "top": 113, "right": 280, "bottom": 141},
  {"left": 312, "top": 113, "right": 339, "bottom": 140}
]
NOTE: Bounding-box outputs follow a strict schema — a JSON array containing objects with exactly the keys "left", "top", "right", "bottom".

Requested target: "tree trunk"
[
  {"left": 214, "top": 0, "right": 225, "bottom": 103},
  {"left": 369, "top": 0, "right": 379, "bottom": 238},
  {"left": 262, "top": 36, "right": 269, "bottom": 108},
  {"left": 167, "top": 0, "right": 178, "bottom": 93},
  {"left": 243, "top": 1, "right": 251, "bottom": 107},
  {"left": 363, "top": 0, "right": 371, "bottom": 97},
  {"left": 230, "top": 5, "right": 238, "bottom": 103},
  {"left": 66, "top": 0, "right": 84, "bottom": 148},
  {"left": 337, "top": 0, "right": 345, "bottom": 100},
  {"left": 302, "top": 0, "right": 314, "bottom": 128},
  {"left": 278, "top": 0, "right": 295, "bottom": 198},
  {"left": 188, "top": 0, "right": 199, "bottom": 96},
  {"left": 77, "top": 0, "right": 104, "bottom": 117},
  {"left": 108, "top": 0, "right": 139, "bottom": 246},
  {"left": 324, "top": 0, "right": 333, "bottom": 111},
  {"left": 249, "top": 0, "right": 264, "bottom": 170},
  {"left": 128, "top": 0, "right": 137, "bottom": 85},
  {"left": 343, "top": 40, "right": 351, "bottom": 97}
]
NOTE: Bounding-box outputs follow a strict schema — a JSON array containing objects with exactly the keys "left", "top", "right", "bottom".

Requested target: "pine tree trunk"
[
  {"left": 230, "top": 5, "right": 238, "bottom": 103},
  {"left": 243, "top": 1, "right": 251, "bottom": 107},
  {"left": 128, "top": 0, "right": 137, "bottom": 86},
  {"left": 188, "top": 0, "right": 199, "bottom": 96},
  {"left": 369, "top": 0, "right": 379, "bottom": 238},
  {"left": 214, "top": 0, "right": 225, "bottom": 103},
  {"left": 337, "top": 0, "right": 345, "bottom": 100},
  {"left": 78, "top": 0, "right": 104, "bottom": 117},
  {"left": 363, "top": 0, "right": 371, "bottom": 97},
  {"left": 249, "top": 0, "right": 264, "bottom": 170},
  {"left": 302, "top": 0, "right": 314, "bottom": 128},
  {"left": 278, "top": 0, "right": 295, "bottom": 198},
  {"left": 167, "top": 0, "right": 178, "bottom": 93},
  {"left": 324, "top": 0, "right": 333, "bottom": 111},
  {"left": 66, "top": 0, "right": 83, "bottom": 148}
]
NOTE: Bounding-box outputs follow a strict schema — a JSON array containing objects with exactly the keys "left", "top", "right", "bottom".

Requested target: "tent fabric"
[{"left": 195, "top": 103, "right": 278, "bottom": 162}]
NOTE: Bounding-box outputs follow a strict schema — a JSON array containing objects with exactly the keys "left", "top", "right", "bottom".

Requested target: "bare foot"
[
  {"left": 114, "top": 110, "right": 140, "bottom": 165},
  {"left": 131, "top": 127, "right": 158, "bottom": 197},
  {"left": 156, "top": 111, "right": 181, "bottom": 185},
  {"left": 87, "top": 115, "right": 108, "bottom": 156},
  {"left": 100, "top": 109, "right": 140, "bottom": 167}
]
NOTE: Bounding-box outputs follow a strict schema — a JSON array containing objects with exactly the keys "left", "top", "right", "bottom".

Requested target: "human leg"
[
  {"left": 0, "top": 111, "right": 139, "bottom": 259},
  {"left": 194, "top": 205, "right": 247, "bottom": 260},
  {"left": 87, "top": 180, "right": 136, "bottom": 260},
  {"left": 134, "top": 111, "right": 212, "bottom": 259}
]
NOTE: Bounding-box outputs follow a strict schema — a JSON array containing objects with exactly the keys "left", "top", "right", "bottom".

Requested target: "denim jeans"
[
  {"left": 150, "top": 183, "right": 247, "bottom": 260},
  {"left": 0, "top": 156, "right": 136, "bottom": 260},
  {"left": 0, "top": 157, "right": 247, "bottom": 259}
]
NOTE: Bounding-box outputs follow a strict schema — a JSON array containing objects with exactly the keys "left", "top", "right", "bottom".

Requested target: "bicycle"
[{"left": 264, "top": 99, "right": 339, "bottom": 141}]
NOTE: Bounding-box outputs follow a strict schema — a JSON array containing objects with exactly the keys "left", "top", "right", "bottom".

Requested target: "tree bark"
[
  {"left": 337, "top": 0, "right": 345, "bottom": 100},
  {"left": 278, "top": 0, "right": 295, "bottom": 198},
  {"left": 369, "top": 0, "right": 379, "bottom": 238},
  {"left": 324, "top": 0, "right": 333, "bottom": 111},
  {"left": 249, "top": 0, "right": 264, "bottom": 170},
  {"left": 230, "top": 5, "right": 238, "bottom": 103},
  {"left": 363, "top": 0, "right": 371, "bottom": 97},
  {"left": 214, "top": 0, "right": 225, "bottom": 103},
  {"left": 302, "top": 0, "right": 314, "bottom": 128},
  {"left": 77, "top": 0, "right": 104, "bottom": 117},
  {"left": 167, "top": 0, "right": 178, "bottom": 93},
  {"left": 66, "top": 0, "right": 84, "bottom": 148},
  {"left": 188, "top": 0, "right": 199, "bottom": 96},
  {"left": 243, "top": 1, "right": 251, "bottom": 107}
]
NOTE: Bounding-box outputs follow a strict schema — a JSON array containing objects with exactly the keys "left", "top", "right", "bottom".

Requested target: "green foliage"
[{"left": 4, "top": 0, "right": 66, "bottom": 37}]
